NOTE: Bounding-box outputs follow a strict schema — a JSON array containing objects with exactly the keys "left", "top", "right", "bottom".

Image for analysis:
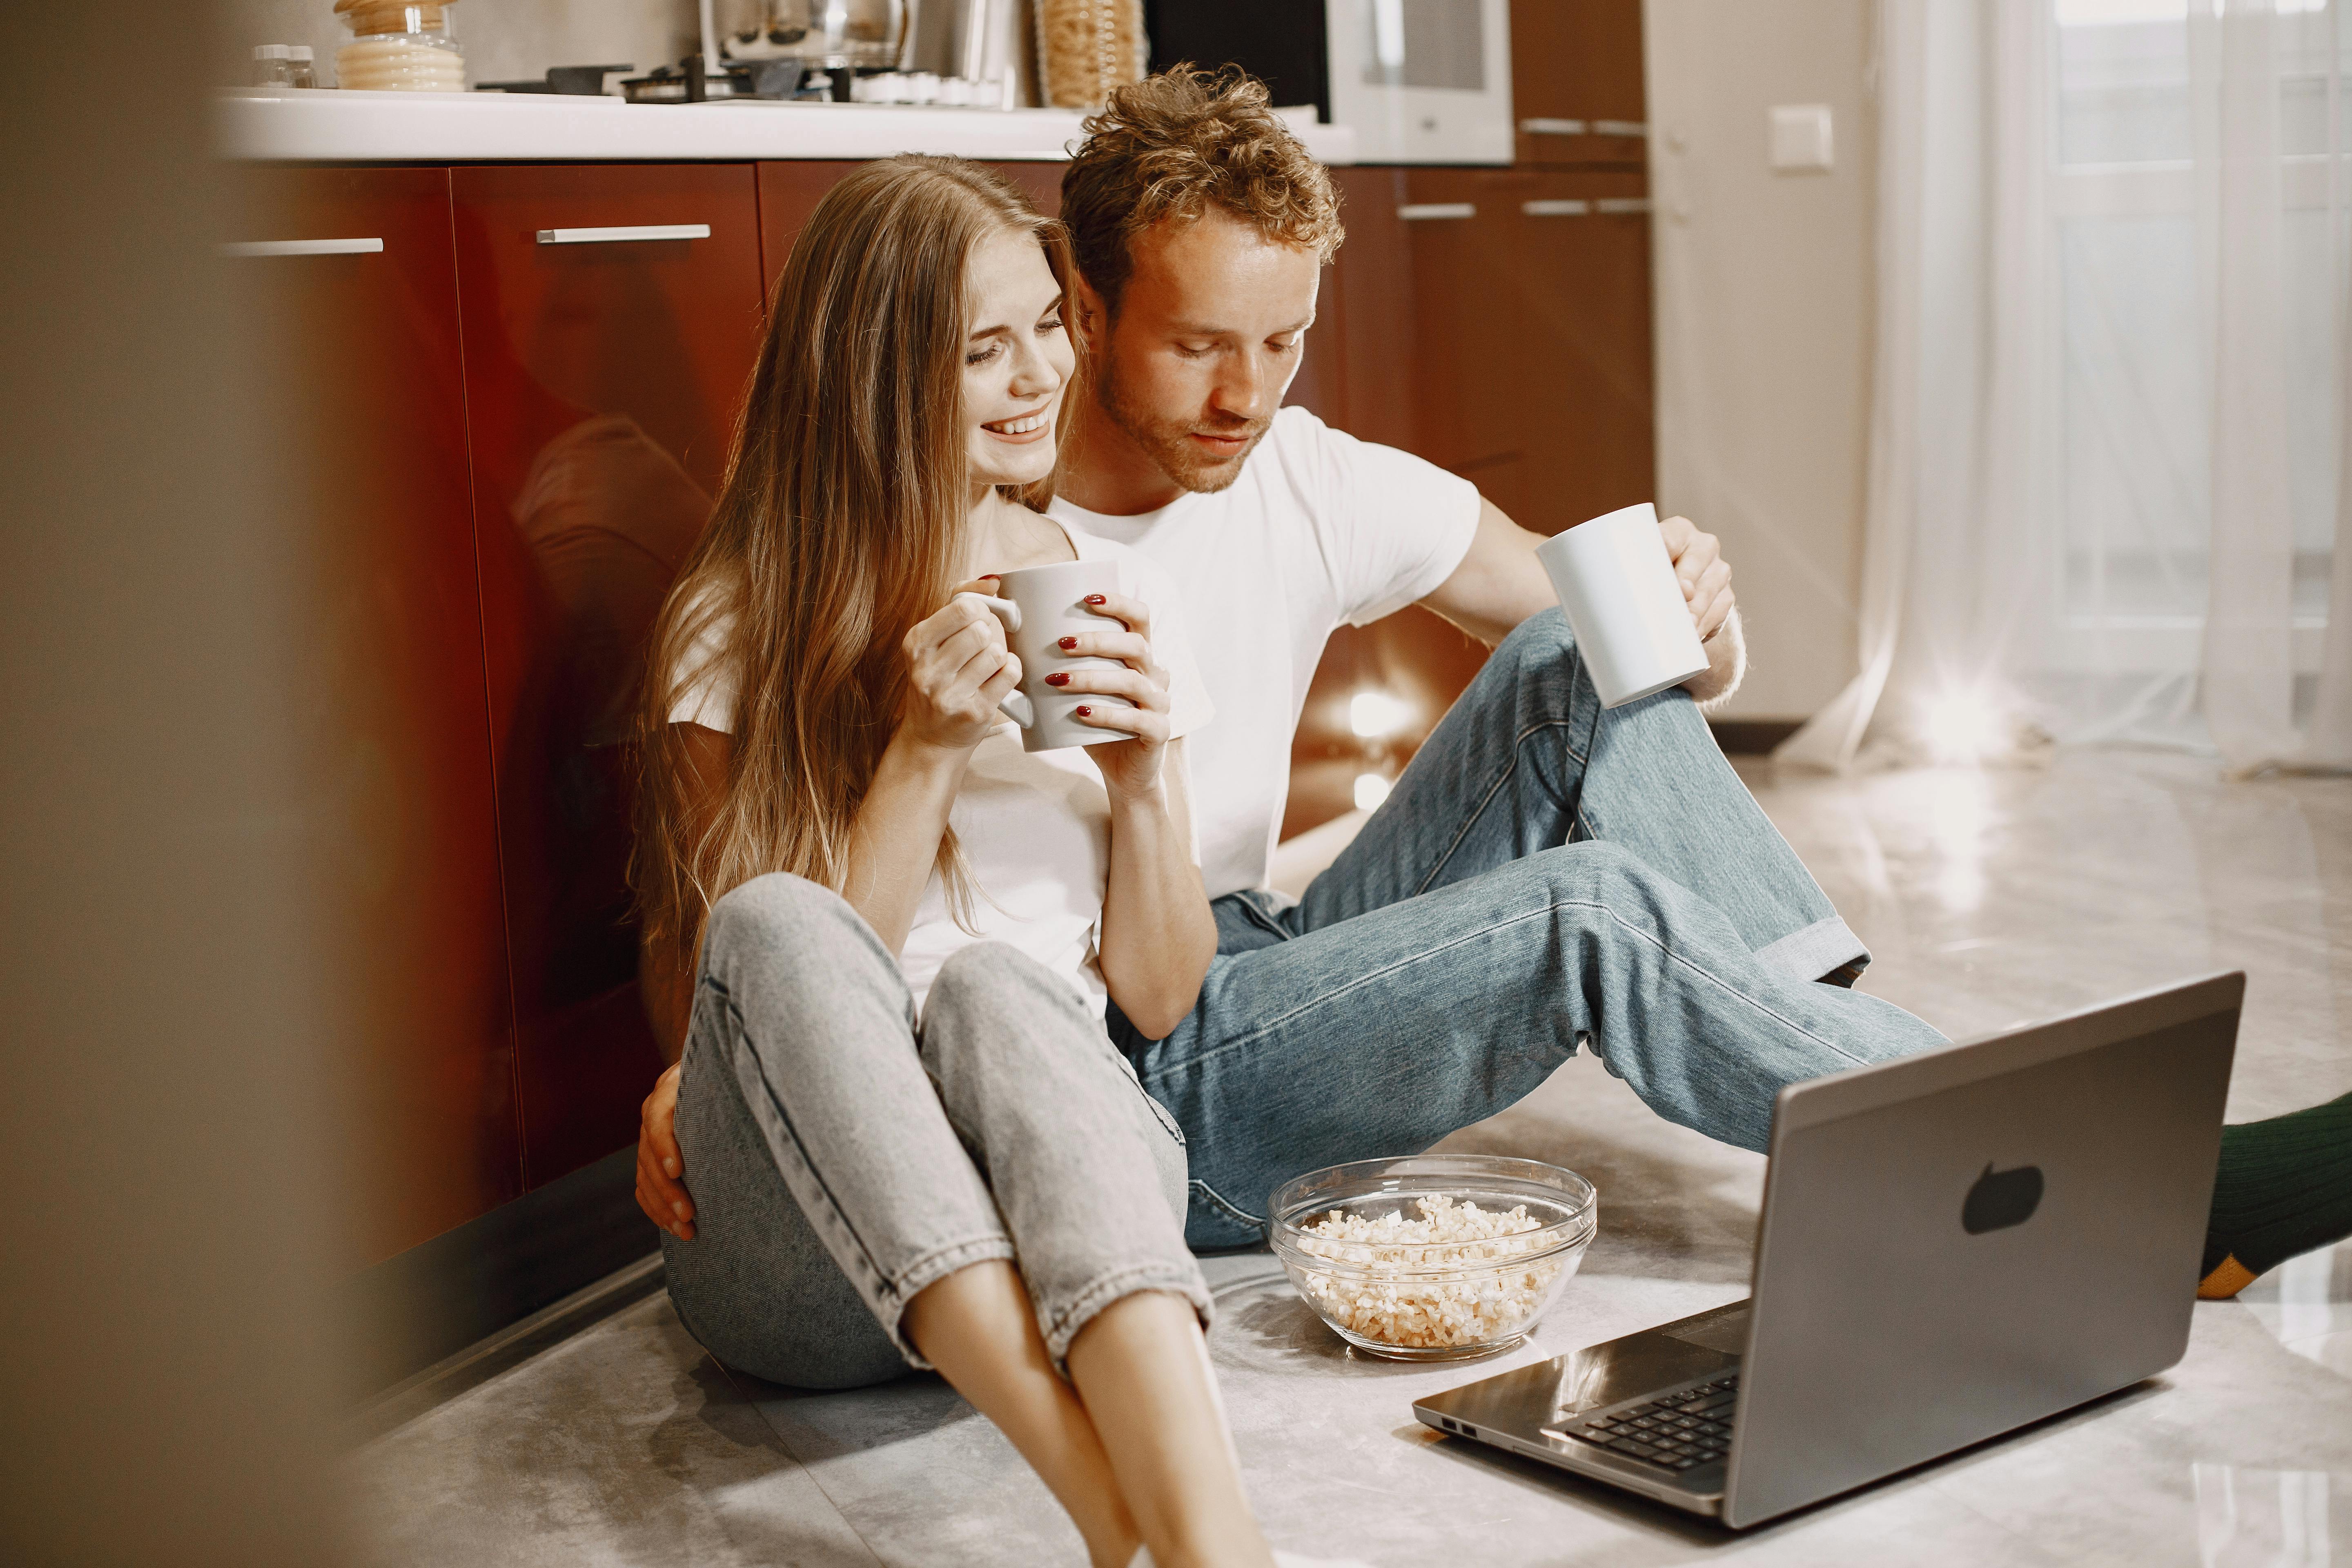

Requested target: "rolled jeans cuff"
[
  {"left": 874, "top": 1234, "right": 1019, "bottom": 1371},
  {"left": 1750, "top": 915, "right": 1869, "bottom": 982},
  {"left": 1038, "top": 1261, "right": 1217, "bottom": 1372}
]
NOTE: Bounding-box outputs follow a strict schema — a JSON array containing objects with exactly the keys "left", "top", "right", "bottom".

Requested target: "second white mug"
[{"left": 1534, "top": 502, "right": 1711, "bottom": 709}]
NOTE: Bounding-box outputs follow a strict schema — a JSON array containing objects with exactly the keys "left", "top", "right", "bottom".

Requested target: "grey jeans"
[{"left": 661, "top": 873, "right": 1208, "bottom": 1391}]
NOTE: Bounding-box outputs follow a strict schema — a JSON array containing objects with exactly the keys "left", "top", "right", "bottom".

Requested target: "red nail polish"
[
  {"left": 1075, "top": 706, "right": 1091, "bottom": 717},
  {"left": 1083, "top": 594, "right": 1106, "bottom": 606},
  {"left": 980, "top": 574, "right": 1000, "bottom": 581},
  {"left": 1045, "top": 672, "right": 1070, "bottom": 686},
  {"left": 1058, "top": 635, "right": 1078, "bottom": 650}
]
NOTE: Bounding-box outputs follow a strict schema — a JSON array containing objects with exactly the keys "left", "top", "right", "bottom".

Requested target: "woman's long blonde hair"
[{"left": 634, "top": 155, "right": 1076, "bottom": 962}]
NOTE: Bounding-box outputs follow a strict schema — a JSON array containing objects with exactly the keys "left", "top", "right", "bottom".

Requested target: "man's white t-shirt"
[
  {"left": 669, "top": 517, "right": 1214, "bottom": 1016},
  {"left": 1049, "top": 406, "right": 1481, "bottom": 900}
]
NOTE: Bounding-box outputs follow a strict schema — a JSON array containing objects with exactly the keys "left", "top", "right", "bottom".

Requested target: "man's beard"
[{"left": 1096, "top": 356, "right": 1270, "bottom": 496}]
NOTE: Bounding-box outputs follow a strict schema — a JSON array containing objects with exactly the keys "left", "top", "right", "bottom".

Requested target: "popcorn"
[{"left": 1289, "top": 1194, "right": 1566, "bottom": 1351}]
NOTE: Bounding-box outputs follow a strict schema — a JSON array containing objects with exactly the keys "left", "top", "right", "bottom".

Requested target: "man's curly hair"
[{"left": 1060, "top": 65, "right": 1345, "bottom": 315}]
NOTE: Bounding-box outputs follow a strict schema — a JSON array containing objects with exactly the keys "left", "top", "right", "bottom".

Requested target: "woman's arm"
[
  {"left": 642, "top": 722, "right": 734, "bottom": 1062},
  {"left": 843, "top": 581, "right": 1026, "bottom": 951},
  {"left": 1055, "top": 593, "right": 1218, "bottom": 1039},
  {"left": 1096, "top": 744, "right": 1216, "bottom": 1038}
]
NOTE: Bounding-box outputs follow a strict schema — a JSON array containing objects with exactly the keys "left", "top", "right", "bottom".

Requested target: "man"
[{"left": 641, "top": 69, "right": 2347, "bottom": 1294}]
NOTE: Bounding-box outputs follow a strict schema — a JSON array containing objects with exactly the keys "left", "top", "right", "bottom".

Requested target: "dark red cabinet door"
[
  {"left": 229, "top": 165, "right": 520, "bottom": 1259},
  {"left": 1398, "top": 165, "right": 1653, "bottom": 535},
  {"left": 1325, "top": 167, "right": 1417, "bottom": 451},
  {"left": 1512, "top": 0, "right": 1649, "bottom": 169},
  {"left": 450, "top": 163, "right": 766, "bottom": 1188},
  {"left": 1499, "top": 169, "right": 1657, "bottom": 535}
]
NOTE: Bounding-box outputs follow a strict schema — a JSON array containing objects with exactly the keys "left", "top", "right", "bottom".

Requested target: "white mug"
[
  {"left": 1534, "top": 502, "right": 1711, "bottom": 708},
  {"left": 958, "top": 558, "right": 1133, "bottom": 752}
]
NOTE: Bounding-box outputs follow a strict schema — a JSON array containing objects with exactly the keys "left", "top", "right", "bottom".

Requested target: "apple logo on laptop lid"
[{"left": 1962, "top": 1163, "right": 2044, "bottom": 1235}]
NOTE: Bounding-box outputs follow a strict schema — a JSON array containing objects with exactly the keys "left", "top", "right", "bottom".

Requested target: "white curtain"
[{"left": 1780, "top": 0, "right": 2352, "bottom": 773}]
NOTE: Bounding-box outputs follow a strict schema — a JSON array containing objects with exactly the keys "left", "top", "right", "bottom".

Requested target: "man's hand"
[
  {"left": 635, "top": 1062, "right": 695, "bottom": 1241},
  {"left": 1660, "top": 513, "right": 1736, "bottom": 642}
]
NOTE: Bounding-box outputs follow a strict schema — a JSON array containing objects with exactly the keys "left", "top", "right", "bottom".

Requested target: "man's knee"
[
  {"left": 1524, "top": 840, "right": 1673, "bottom": 911},
  {"left": 1490, "top": 604, "right": 1577, "bottom": 677}
]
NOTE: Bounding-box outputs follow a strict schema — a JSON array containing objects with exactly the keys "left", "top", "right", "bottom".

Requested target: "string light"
[{"left": 1349, "top": 690, "right": 1412, "bottom": 739}]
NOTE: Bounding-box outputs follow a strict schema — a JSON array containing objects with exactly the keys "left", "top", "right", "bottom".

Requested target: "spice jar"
[{"left": 334, "top": 0, "right": 466, "bottom": 92}]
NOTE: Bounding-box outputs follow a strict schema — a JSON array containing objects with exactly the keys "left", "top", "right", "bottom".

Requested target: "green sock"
[{"left": 2202, "top": 1090, "right": 2352, "bottom": 1283}]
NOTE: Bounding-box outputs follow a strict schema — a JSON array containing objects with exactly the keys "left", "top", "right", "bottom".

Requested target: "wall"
[{"left": 1644, "top": 0, "right": 1877, "bottom": 720}]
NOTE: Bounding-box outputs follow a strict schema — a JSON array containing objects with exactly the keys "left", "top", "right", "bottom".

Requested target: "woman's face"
[{"left": 962, "top": 228, "right": 1076, "bottom": 492}]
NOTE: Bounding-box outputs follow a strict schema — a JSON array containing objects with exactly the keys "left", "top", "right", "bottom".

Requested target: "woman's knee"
[{"left": 706, "top": 873, "right": 867, "bottom": 968}]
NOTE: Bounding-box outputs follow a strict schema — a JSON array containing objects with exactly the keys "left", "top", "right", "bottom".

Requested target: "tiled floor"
[{"left": 347, "top": 752, "right": 2352, "bottom": 1566}]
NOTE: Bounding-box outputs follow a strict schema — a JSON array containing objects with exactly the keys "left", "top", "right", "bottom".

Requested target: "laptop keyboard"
[{"left": 1566, "top": 1374, "right": 1740, "bottom": 1471}]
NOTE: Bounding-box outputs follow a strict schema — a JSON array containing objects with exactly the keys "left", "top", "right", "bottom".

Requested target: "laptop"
[{"left": 1412, "top": 972, "right": 2242, "bottom": 1528}]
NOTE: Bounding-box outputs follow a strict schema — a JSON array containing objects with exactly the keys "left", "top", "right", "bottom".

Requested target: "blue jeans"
[{"left": 1107, "top": 609, "right": 1951, "bottom": 1248}]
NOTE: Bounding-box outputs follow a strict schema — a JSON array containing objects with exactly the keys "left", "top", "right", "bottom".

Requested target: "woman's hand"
[
  {"left": 1051, "top": 591, "right": 1173, "bottom": 801},
  {"left": 898, "top": 577, "right": 1024, "bottom": 753},
  {"left": 1659, "top": 514, "right": 1736, "bottom": 642},
  {"left": 634, "top": 1062, "right": 694, "bottom": 1240}
]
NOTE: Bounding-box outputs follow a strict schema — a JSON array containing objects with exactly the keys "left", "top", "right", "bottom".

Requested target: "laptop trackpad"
[{"left": 1664, "top": 1305, "right": 1752, "bottom": 1356}]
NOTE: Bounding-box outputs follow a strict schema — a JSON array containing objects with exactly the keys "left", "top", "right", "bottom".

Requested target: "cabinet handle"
[
  {"left": 1397, "top": 203, "right": 1476, "bottom": 222},
  {"left": 535, "top": 224, "right": 712, "bottom": 245},
  {"left": 1594, "top": 198, "right": 1653, "bottom": 215},
  {"left": 1519, "top": 118, "right": 1647, "bottom": 140},
  {"left": 1521, "top": 199, "right": 1592, "bottom": 217},
  {"left": 219, "top": 238, "right": 385, "bottom": 258}
]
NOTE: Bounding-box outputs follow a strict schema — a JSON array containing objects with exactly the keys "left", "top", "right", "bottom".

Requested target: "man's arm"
[{"left": 1417, "top": 497, "right": 1745, "bottom": 707}]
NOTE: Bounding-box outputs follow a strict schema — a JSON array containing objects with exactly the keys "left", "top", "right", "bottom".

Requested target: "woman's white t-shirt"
[{"left": 668, "top": 515, "right": 1214, "bottom": 1018}]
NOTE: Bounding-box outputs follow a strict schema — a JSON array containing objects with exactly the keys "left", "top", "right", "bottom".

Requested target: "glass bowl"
[{"left": 1267, "top": 1155, "right": 1597, "bottom": 1361}]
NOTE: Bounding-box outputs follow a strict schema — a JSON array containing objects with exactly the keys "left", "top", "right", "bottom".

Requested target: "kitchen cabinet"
[
  {"left": 1404, "top": 166, "right": 1655, "bottom": 538},
  {"left": 229, "top": 165, "right": 520, "bottom": 1260},
  {"left": 449, "top": 163, "right": 767, "bottom": 1188},
  {"left": 1511, "top": 0, "right": 1650, "bottom": 169}
]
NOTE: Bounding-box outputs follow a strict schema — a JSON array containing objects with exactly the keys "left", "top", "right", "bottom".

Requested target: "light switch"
[{"left": 1769, "top": 104, "right": 1834, "bottom": 172}]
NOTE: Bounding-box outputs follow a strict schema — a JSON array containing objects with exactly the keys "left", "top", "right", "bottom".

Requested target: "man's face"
[{"left": 1084, "top": 209, "right": 1323, "bottom": 494}]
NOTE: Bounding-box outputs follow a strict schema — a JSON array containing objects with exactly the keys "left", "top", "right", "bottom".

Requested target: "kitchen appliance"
[
  {"left": 708, "top": 0, "right": 911, "bottom": 74},
  {"left": 1325, "top": 0, "right": 1510, "bottom": 163},
  {"left": 1146, "top": 0, "right": 1510, "bottom": 163},
  {"left": 477, "top": 64, "right": 636, "bottom": 95},
  {"left": 618, "top": 57, "right": 812, "bottom": 102}
]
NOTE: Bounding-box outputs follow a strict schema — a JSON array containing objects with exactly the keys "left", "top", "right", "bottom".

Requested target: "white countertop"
[{"left": 216, "top": 88, "right": 1357, "bottom": 165}]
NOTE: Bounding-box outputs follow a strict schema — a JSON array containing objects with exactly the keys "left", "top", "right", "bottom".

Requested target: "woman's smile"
[{"left": 982, "top": 408, "right": 1055, "bottom": 443}]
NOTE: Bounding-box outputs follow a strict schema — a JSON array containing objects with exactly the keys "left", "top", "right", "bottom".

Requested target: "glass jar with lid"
[{"left": 334, "top": 0, "right": 466, "bottom": 91}]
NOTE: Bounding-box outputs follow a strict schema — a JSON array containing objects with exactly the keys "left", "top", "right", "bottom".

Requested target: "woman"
[{"left": 633, "top": 156, "right": 1291, "bottom": 1568}]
